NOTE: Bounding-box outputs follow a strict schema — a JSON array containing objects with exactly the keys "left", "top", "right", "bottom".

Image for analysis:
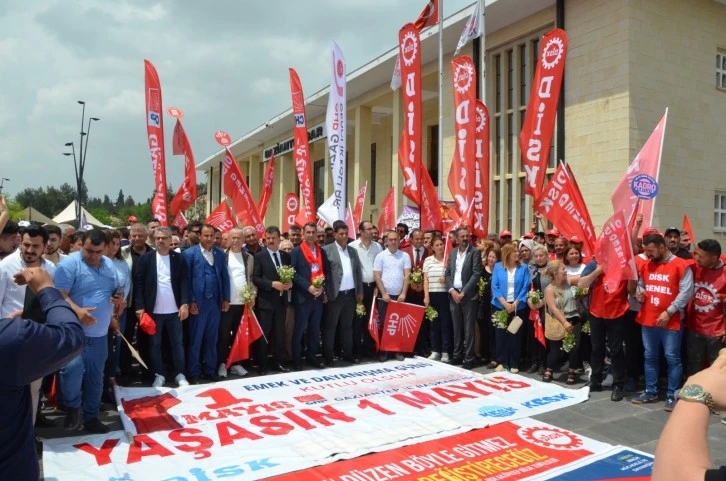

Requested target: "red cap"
[
  {"left": 546, "top": 229, "right": 560, "bottom": 237},
  {"left": 523, "top": 232, "right": 534, "bottom": 239},
  {"left": 569, "top": 235, "right": 582, "bottom": 243},
  {"left": 128, "top": 215, "right": 138, "bottom": 223},
  {"left": 499, "top": 230, "right": 512, "bottom": 238},
  {"left": 643, "top": 227, "right": 660, "bottom": 236}
]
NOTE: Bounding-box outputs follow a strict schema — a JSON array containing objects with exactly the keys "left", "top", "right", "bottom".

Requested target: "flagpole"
[
  {"left": 479, "top": 0, "right": 486, "bottom": 103},
  {"left": 437, "top": 0, "right": 444, "bottom": 200}
]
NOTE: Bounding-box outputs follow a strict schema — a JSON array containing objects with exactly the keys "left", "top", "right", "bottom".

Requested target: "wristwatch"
[{"left": 677, "top": 384, "right": 718, "bottom": 414}]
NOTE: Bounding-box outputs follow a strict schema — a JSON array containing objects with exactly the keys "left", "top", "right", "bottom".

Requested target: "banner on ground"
[
  {"left": 448, "top": 56, "right": 477, "bottom": 216},
  {"left": 222, "top": 148, "right": 264, "bottom": 237},
  {"left": 397, "top": 23, "right": 423, "bottom": 205},
  {"left": 472, "top": 100, "right": 490, "bottom": 239},
  {"left": 289, "top": 68, "right": 317, "bottom": 223},
  {"left": 258, "top": 154, "right": 275, "bottom": 221},
  {"left": 520, "top": 29, "right": 568, "bottom": 198},
  {"left": 539, "top": 447, "right": 653, "bottom": 480},
  {"left": 378, "top": 300, "right": 425, "bottom": 352},
  {"left": 283, "top": 193, "right": 299, "bottom": 233},
  {"left": 595, "top": 210, "right": 637, "bottom": 291},
  {"left": 326, "top": 41, "right": 347, "bottom": 221},
  {"left": 170, "top": 117, "right": 198, "bottom": 215},
  {"left": 204, "top": 200, "right": 236, "bottom": 234},
  {"left": 44, "top": 361, "right": 589, "bottom": 480},
  {"left": 144, "top": 59, "right": 169, "bottom": 225}
]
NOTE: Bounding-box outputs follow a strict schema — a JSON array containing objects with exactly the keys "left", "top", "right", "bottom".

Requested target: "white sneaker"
[
  {"left": 495, "top": 364, "right": 505, "bottom": 372},
  {"left": 395, "top": 353, "right": 405, "bottom": 361},
  {"left": 175, "top": 374, "right": 189, "bottom": 387},
  {"left": 441, "top": 353, "right": 451, "bottom": 364},
  {"left": 428, "top": 352, "right": 441, "bottom": 361},
  {"left": 152, "top": 374, "right": 165, "bottom": 388},
  {"left": 230, "top": 365, "right": 248, "bottom": 377},
  {"left": 217, "top": 363, "right": 228, "bottom": 378}
]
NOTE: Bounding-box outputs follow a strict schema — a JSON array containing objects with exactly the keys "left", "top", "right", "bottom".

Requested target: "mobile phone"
[{"left": 112, "top": 287, "right": 124, "bottom": 298}]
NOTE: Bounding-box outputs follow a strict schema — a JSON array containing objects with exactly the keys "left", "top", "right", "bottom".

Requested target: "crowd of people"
[{"left": 0, "top": 194, "right": 724, "bottom": 444}]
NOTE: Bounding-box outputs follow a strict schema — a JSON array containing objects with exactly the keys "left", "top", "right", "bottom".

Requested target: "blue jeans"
[
  {"left": 59, "top": 335, "right": 108, "bottom": 421},
  {"left": 150, "top": 312, "right": 185, "bottom": 378},
  {"left": 642, "top": 325, "right": 683, "bottom": 397}
]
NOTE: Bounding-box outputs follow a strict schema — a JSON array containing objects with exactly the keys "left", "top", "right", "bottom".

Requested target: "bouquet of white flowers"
[
  {"left": 561, "top": 331, "right": 576, "bottom": 352},
  {"left": 277, "top": 265, "right": 296, "bottom": 284},
  {"left": 356, "top": 302, "right": 366, "bottom": 317},
  {"left": 425, "top": 305, "right": 438, "bottom": 321},
  {"left": 493, "top": 310, "right": 509, "bottom": 329}
]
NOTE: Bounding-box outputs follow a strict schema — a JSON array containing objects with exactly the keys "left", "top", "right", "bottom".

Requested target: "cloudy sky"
[{"left": 0, "top": 0, "right": 471, "bottom": 210}]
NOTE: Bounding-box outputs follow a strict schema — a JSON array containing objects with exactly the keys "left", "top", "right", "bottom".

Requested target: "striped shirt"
[{"left": 423, "top": 256, "right": 447, "bottom": 293}]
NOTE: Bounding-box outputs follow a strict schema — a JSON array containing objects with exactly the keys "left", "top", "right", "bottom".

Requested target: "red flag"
[
  {"left": 596, "top": 210, "right": 637, "bottom": 291},
  {"left": 414, "top": 0, "right": 438, "bottom": 30},
  {"left": 528, "top": 308, "right": 546, "bottom": 347},
  {"left": 471, "top": 100, "right": 490, "bottom": 239},
  {"left": 377, "top": 186, "right": 397, "bottom": 233},
  {"left": 222, "top": 148, "right": 264, "bottom": 237},
  {"left": 205, "top": 200, "right": 237, "bottom": 234},
  {"left": 258, "top": 154, "right": 275, "bottom": 221},
  {"left": 683, "top": 214, "right": 695, "bottom": 244},
  {"left": 379, "top": 301, "right": 425, "bottom": 352},
  {"left": 611, "top": 110, "right": 668, "bottom": 237},
  {"left": 353, "top": 182, "right": 367, "bottom": 228},
  {"left": 534, "top": 162, "right": 596, "bottom": 256},
  {"left": 397, "top": 24, "right": 423, "bottom": 205},
  {"left": 368, "top": 290, "right": 380, "bottom": 353},
  {"left": 144, "top": 60, "right": 169, "bottom": 225},
  {"left": 345, "top": 203, "right": 357, "bottom": 239},
  {"left": 172, "top": 212, "right": 187, "bottom": 230},
  {"left": 289, "top": 68, "right": 316, "bottom": 223},
  {"left": 283, "top": 193, "right": 299, "bottom": 233},
  {"left": 48, "top": 374, "right": 57, "bottom": 407},
  {"left": 226, "top": 305, "right": 264, "bottom": 368},
  {"left": 420, "top": 169, "right": 443, "bottom": 231},
  {"left": 294, "top": 205, "right": 310, "bottom": 229},
  {"left": 448, "top": 56, "right": 477, "bottom": 216},
  {"left": 169, "top": 119, "right": 197, "bottom": 215},
  {"left": 521, "top": 29, "right": 568, "bottom": 197}
]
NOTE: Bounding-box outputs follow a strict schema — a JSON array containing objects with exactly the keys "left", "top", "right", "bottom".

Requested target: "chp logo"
[
  {"left": 387, "top": 312, "right": 417, "bottom": 338},
  {"left": 215, "top": 130, "right": 231, "bottom": 146},
  {"left": 693, "top": 281, "right": 719, "bottom": 312},
  {"left": 294, "top": 394, "right": 326, "bottom": 405},
  {"left": 334, "top": 58, "right": 345, "bottom": 97},
  {"left": 541, "top": 36, "right": 564, "bottom": 69},
  {"left": 295, "top": 113, "right": 306, "bottom": 127},
  {"left": 454, "top": 59, "right": 474, "bottom": 95},
  {"left": 401, "top": 30, "right": 418, "bottom": 66},
  {"left": 166, "top": 106, "right": 184, "bottom": 119},
  {"left": 517, "top": 426, "right": 584, "bottom": 451}
]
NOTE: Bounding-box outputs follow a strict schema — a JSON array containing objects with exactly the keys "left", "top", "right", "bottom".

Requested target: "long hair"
[{"left": 501, "top": 243, "right": 520, "bottom": 269}]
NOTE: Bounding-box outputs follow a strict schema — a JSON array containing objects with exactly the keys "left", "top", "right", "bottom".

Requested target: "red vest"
[
  {"left": 687, "top": 263, "right": 726, "bottom": 337},
  {"left": 637, "top": 256, "right": 690, "bottom": 330},
  {"left": 590, "top": 277, "right": 629, "bottom": 319}
]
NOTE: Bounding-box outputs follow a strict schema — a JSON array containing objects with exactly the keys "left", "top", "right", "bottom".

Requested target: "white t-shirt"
[
  {"left": 153, "top": 253, "right": 178, "bottom": 314},
  {"left": 228, "top": 251, "right": 248, "bottom": 305},
  {"left": 373, "top": 249, "right": 411, "bottom": 296}
]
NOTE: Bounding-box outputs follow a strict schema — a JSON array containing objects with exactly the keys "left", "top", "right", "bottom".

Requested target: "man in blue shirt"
[
  {"left": 0, "top": 267, "right": 85, "bottom": 481},
  {"left": 55, "top": 229, "right": 121, "bottom": 433}
]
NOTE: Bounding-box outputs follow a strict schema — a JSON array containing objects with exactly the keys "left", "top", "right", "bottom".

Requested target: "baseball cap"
[
  {"left": 523, "top": 232, "right": 534, "bottom": 239},
  {"left": 499, "top": 230, "right": 512, "bottom": 238},
  {"left": 569, "top": 235, "right": 582, "bottom": 243},
  {"left": 18, "top": 220, "right": 31, "bottom": 227},
  {"left": 128, "top": 215, "right": 138, "bottom": 223},
  {"left": 664, "top": 227, "right": 681, "bottom": 236},
  {"left": 643, "top": 227, "right": 660, "bottom": 236},
  {"left": 546, "top": 229, "right": 560, "bottom": 237}
]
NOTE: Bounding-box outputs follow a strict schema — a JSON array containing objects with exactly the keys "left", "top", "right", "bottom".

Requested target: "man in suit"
[
  {"left": 252, "top": 225, "right": 292, "bottom": 374},
  {"left": 134, "top": 227, "right": 190, "bottom": 388},
  {"left": 182, "top": 224, "right": 230, "bottom": 383},
  {"left": 445, "top": 227, "right": 482, "bottom": 369},
  {"left": 290, "top": 222, "right": 330, "bottom": 370},
  {"left": 322, "top": 220, "right": 363, "bottom": 365},
  {"left": 402, "top": 228, "right": 431, "bottom": 355}
]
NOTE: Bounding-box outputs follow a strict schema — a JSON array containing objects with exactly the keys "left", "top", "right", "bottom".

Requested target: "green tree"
[{"left": 115, "top": 189, "right": 125, "bottom": 210}]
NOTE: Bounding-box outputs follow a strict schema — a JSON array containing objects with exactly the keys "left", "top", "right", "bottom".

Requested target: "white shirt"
[
  {"left": 423, "top": 256, "right": 446, "bottom": 293},
  {"left": 453, "top": 248, "right": 468, "bottom": 289},
  {"left": 337, "top": 243, "right": 354, "bottom": 292},
  {"left": 228, "top": 251, "right": 248, "bottom": 305},
  {"left": 0, "top": 250, "right": 56, "bottom": 318},
  {"left": 153, "top": 252, "right": 178, "bottom": 314},
  {"left": 373, "top": 249, "right": 411, "bottom": 296},
  {"left": 201, "top": 246, "right": 214, "bottom": 266},
  {"left": 506, "top": 269, "right": 516, "bottom": 302},
  {"left": 350, "top": 239, "right": 383, "bottom": 283},
  {"left": 267, "top": 247, "right": 282, "bottom": 269}
]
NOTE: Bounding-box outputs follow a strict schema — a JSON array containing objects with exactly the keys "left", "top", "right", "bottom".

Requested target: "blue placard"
[{"left": 631, "top": 174, "right": 659, "bottom": 199}]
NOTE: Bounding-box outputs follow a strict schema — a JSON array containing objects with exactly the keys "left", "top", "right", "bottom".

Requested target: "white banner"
[
  {"left": 455, "top": 1, "right": 481, "bottom": 55},
  {"left": 317, "top": 193, "right": 339, "bottom": 225},
  {"left": 326, "top": 40, "right": 347, "bottom": 221},
  {"left": 43, "top": 359, "right": 589, "bottom": 481}
]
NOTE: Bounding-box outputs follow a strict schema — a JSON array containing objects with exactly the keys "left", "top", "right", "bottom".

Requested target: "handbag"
[
  {"left": 507, "top": 315, "right": 523, "bottom": 334},
  {"left": 544, "top": 291, "right": 566, "bottom": 341}
]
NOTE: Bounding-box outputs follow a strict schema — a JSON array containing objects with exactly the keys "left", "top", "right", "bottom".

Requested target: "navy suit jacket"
[
  {"left": 290, "top": 244, "right": 330, "bottom": 305},
  {"left": 182, "top": 244, "right": 230, "bottom": 305}
]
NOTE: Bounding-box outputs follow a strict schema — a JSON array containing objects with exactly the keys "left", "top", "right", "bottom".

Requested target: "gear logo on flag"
[
  {"left": 401, "top": 31, "right": 418, "bottom": 66},
  {"left": 517, "top": 426, "right": 584, "bottom": 451},
  {"left": 693, "top": 282, "right": 718, "bottom": 312},
  {"left": 541, "top": 36, "right": 565, "bottom": 69},
  {"left": 286, "top": 195, "right": 299, "bottom": 212},
  {"left": 475, "top": 103, "right": 487, "bottom": 133},
  {"left": 454, "top": 60, "right": 474, "bottom": 95}
]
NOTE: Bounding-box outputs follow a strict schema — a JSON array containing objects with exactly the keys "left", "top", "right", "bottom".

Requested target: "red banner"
[
  {"left": 472, "top": 100, "right": 490, "bottom": 239},
  {"left": 420, "top": 168, "right": 443, "bottom": 231},
  {"left": 171, "top": 212, "right": 187, "bottom": 230},
  {"left": 225, "top": 305, "right": 263, "bottom": 369},
  {"left": 397, "top": 23, "right": 423, "bottom": 205},
  {"left": 534, "top": 162, "right": 596, "bottom": 255},
  {"left": 413, "top": 0, "right": 438, "bottom": 30},
  {"left": 379, "top": 301, "right": 425, "bottom": 352},
  {"left": 377, "top": 186, "right": 397, "bottom": 233},
  {"left": 611, "top": 110, "right": 667, "bottom": 236},
  {"left": 520, "top": 29, "right": 568, "bottom": 197},
  {"left": 448, "top": 56, "right": 477, "bottom": 216},
  {"left": 144, "top": 59, "right": 169, "bottom": 225},
  {"left": 368, "top": 289, "right": 380, "bottom": 352},
  {"left": 257, "top": 154, "right": 275, "bottom": 221},
  {"left": 596, "top": 210, "right": 637, "bottom": 291},
  {"left": 169, "top": 119, "right": 197, "bottom": 215},
  {"left": 345, "top": 203, "right": 357, "bottom": 239},
  {"left": 282, "top": 193, "right": 299, "bottom": 233},
  {"left": 683, "top": 214, "right": 695, "bottom": 244},
  {"left": 204, "top": 200, "right": 236, "bottom": 234},
  {"left": 289, "top": 68, "right": 316, "bottom": 223},
  {"left": 352, "top": 181, "right": 367, "bottom": 228},
  {"left": 222, "top": 148, "right": 264, "bottom": 237}
]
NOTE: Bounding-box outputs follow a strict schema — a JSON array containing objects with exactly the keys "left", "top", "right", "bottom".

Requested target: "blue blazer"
[
  {"left": 491, "top": 262, "right": 530, "bottom": 310},
  {"left": 290, "top": 245, "right": 330, "bottom": 305},
  {"left": 182, "top": 245, "right": 230, "bottom": 305}
]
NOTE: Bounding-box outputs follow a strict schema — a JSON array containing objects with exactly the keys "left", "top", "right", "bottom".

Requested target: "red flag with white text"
[
  {"left": 378, "top": 186, "right": 397, "bottom": 233},
  {"left": 205, "top": 200, "right": 237, "bottom": 234},
  {"left": 595, "top": 210, "right": 637, "bottom": 291},
  {"left": 345, "top": 203, "right": 357, "bottom": 239},
  {"left": 144, "top": 60, "right": 169, "bottom": 225},
  {"left": 289, "top": 68, "right": 316, "bottom": 223},
  {"left": 520, "top": 29, "right": 568, "bottom": 198},
  {"left": 283, "top": 193, "right": 299, "bottom": 233},
  {"left": 222, "top": 148, "right": 264, "bottom": 237},
  {"left": 528, "top": 309, "right": 546, "bottom": 347},
  {"left": 353, "top": 182, "right": 367, "bottom": 228},
  {"left": 414, "top": 0, "right": 438, "bottom": 30},
  {"left": 397, "top": 24, "right": 423, "bottom": 205},
  {"left": 420, "top": 169, "right": 443, "bottom": 231},
  {"left": 379, "top": 301, "right": 425, "bottom": 352},
  {"left": 172, "top": 212, "right": 187, "bottom": 230},
  {"left": 226, "top": 305, "right": 263, "bottom": 368},
  {"left": 471, "top": 100, "right": 490, "bottom": 239},
  {"left": 611, "top": 111, "right": 668, "bottom": 237},
  {"left": 258, "top": 154, "right": 275, "bottom": 221},
  {"left": 170, "top": 118, "right": 197, "bottom": 215},
  {"left": 448, "top": 56, "right": 477, "bottom": 216}
]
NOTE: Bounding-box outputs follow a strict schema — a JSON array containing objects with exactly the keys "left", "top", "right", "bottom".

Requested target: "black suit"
[{"left": 253, "top": 248, "right": 291, "bottom": 370}]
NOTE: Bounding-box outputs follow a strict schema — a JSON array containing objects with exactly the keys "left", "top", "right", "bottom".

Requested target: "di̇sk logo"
[
  {"left": 694, "top": 281, "right": 719, "bottom": 312},
  {"left": 286, "top": 195, "right": 299, "bottom": 212},
  {"left": 475, "top": 104, "right": 487, "bottom": 134},
  {"left": 517, "top": 426, "right": 584, "bottom": 451},
  {"left": 454, "top": 60, "right": 474, "bottom": 95},
  {"left": 401, "top": 31, "right": 418, "bottom": 66},
  {"left": 541, "top": 36, "right": 564, "bottom": 69},
  {"left": 387, "top": 312, "right": 417, "bottom": 338}
]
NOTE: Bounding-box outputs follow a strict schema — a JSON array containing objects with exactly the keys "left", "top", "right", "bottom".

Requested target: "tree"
[
  {"left": 102, "top": 194, "right": 114, "bottom": 211},
  {"left": 125, "top": 196, "right": 136, "bottom": 207},
  {"left": 116, "top": 189, "right": 125, "bottom": 210}
]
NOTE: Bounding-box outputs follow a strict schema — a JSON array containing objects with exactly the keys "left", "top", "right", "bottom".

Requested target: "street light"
[
  {"left": 66, "top": 101, "right": 99, "bottom": 227},
  {"left": 0, "top": 178, "right": 9, "bottom": 196}
]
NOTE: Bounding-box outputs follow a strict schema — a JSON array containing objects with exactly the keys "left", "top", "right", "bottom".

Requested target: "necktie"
[
  {"left": 414, "top": 249, "right": 419, "bottom": 267},
  {"left": 273, "top": 252, "right": 281, "bottom": 267}
]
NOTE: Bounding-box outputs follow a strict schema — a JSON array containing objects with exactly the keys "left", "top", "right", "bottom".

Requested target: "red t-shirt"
[
  {"left": 637, "top": 256, "right": 691, "bottom": 330},
  {"left": 687, "top": 263, "right": 726, "bottom": 337},
  {"left": 590, "top": 277, "right": 629, "bottom": 319}
]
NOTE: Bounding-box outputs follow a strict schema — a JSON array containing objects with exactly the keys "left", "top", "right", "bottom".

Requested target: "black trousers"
[
  {"left": 547, "top": 316, "right": 582, "bottom": 370},
  {"left": 353, "top": 283, "right": 377, "bottom": 358},
  {"left": 686, "top": 329, "right": 724, "bottom": 377},
  {"left": 590, "top": 315, "right": 626, "bottom": 387},
  {"left": 217, "top": 304, "right": 244, "bottom": 367},
  {"left": 323, "top": 289, "right": 356, "bottom": 361},
  {"left": 407, "top": 290, "right": 428, "bottom": 355},
  {"left": 623, "top": 309, "right": 644, "bottom": 380},
  {"left": 476, "top": 297, "right": 495, "bottom": 362},
  {"left": 255, "top": 303, "right": 287, "bottom": 369}
]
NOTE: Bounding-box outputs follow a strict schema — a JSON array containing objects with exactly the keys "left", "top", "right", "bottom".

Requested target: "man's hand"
[
  {"left": 272, "top": 281, "right": 285, "bottom": 292},
  {"left": 397, "top": 294, "right": 406, "bottom": 303},
  {"left": 635, "top": 291, "right": 645, "bottom": 303},
  {"left": 77, "top": 307, "right": 98, "bottom": 327},
  {"left": 110, "top": 317, "right": 121, "bottom": 333},
  {"left": 189, "top": 302, "right": 199, "bottom": 315},
  {"left": 308, "top": 286, "right": 322, "bottom": 298},
  {"left": 382, "top": 293, "right": 392, "bottom": 303},
  {"left": 13, "top": 268, "right": 54, "bottom": 293},
  {"left": 635, "top": 213, "right": 643, "bottom": 226},
  {"left": 656, "top": 311, "right": 671, "bottom": 328},
  {"left": 356, "top": 294, "right": 363, "bottom": 302},
  {"left": 451, "top": 290, "right": 463, "bottom": 304},
  {"left": 179, "top": 304, "right": 189, "bottom": 321},
  {"left": 135, "top": 309, "right": 144, "bottom": 320},
  {"left": 221, "top": 301, "right": 230, "bottom": 312}
]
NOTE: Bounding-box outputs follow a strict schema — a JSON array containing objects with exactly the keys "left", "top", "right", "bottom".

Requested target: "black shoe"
[
  {"left": 307, "top": 359, "right": 324, "bottom": 369},
  {"left": 35, "top": 412, "right": 56, "bottom": 428},
  {"left": 293, "top": 360, "right": 303, "bottom": 371},
  {"left": 205, "top": 373, "right": 221, "bottom": 382},
  {"left": 526, "top": 364, "right": 539, "bottom": 374},
  {"left": 188, "top": 376, "right": 201, "bottom": 385},
  {"left": 323, "top": 357, "right": 335, "bottom": 367},
  {"left": 452, "top": 357, "right": 463, "bottom": 366},
  {"left": 273, "top": 363, "right": 290, "bottom": 373},
  {"left": 378, "top": 353, "right": 388, "bottom": 362},
  {"left": 611, "top": 386, "right": 624, "bottom": 402},
  {"left": 63, "top": 407, "right": 82, "bottom": 431},
  {"left": 462, "top": 361, "right": 474, "bottom": 370},
  {"left": 589, "top": 383, "right": 603, "bottom": 392},
  {"left": 257, "top": 368, "right": 268, "bottom": 376},
  {"left": 84, "top": 417, "right": 110, "bottom": 434},
  {"left": 35, "top": 435, "right": 43, "bottom": 457},
  {"left": 343, "top": 356, "right": 360, "bottom": 365}
]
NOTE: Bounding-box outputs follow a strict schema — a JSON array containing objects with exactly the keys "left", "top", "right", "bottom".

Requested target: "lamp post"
[
  {"left": 64, "top": 101, "right": 100, "bottom": 228},
  {"left": 0, "top": 178, "right": 9, "bottom": 196}
]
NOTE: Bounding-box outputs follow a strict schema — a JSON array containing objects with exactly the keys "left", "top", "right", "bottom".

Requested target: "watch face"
[{"left": 681, "top": 384, "right": 704, "bottom": 398}]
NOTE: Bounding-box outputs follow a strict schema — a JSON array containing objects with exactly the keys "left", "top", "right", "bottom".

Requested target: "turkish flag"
[
  {"left": 414, "top": 0, "right": 439, "bottom": 30},
  {"left": 596, "top": 210, "right": 637, "bottom": 291},
  {"left": 205, "top": 200, "right": 236, "bottom": 234},
  {"left": 378, "top": 186, "right": 397, "bottom": 233},
  {"left": 226, "top": 305, "right": 264, "bottom": 369},
  {"left": 368, "top": 290, "right": 380, "bottom": 353},
  {"left": 683, "top": 214, "right": 695, "bottom": 244},
  {"left": 258, "top": 154, "right": 275, "bottom": 221},
  {"left": 379, "top": 301, "right": 425, "bottom": 352},
  {"left": 528, "top": 308, "right": 546, "bottom": 348}
]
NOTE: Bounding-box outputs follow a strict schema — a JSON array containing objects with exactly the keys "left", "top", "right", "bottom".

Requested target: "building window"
[
  {"left": 715, "top": 192, "right": 726, "bottom": 230},
  {"left": 718, "top": 51, "right": 726, "bottom": 89},
  {"left": 429, "top": 125, "right": 439, "bottom": 188},
  {"left": 370, "top": 143, "right": 377, "bottom": 204},
  {"left": 313, "top": 159, "right": 325, "bottom": 208}
]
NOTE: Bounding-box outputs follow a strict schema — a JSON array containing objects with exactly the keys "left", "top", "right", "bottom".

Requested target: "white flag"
[
  {"left": 390, "top": 55, "right": 402, "bottom": 91},
  {"left": 455, "top": 2, "right": 481, "bottom": 55},
  {"left": 317, "top": 194, "right": 340, "bottom": 226},
  {"left": 326, "top": 41, "right": 347, "bottom": 221}
]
